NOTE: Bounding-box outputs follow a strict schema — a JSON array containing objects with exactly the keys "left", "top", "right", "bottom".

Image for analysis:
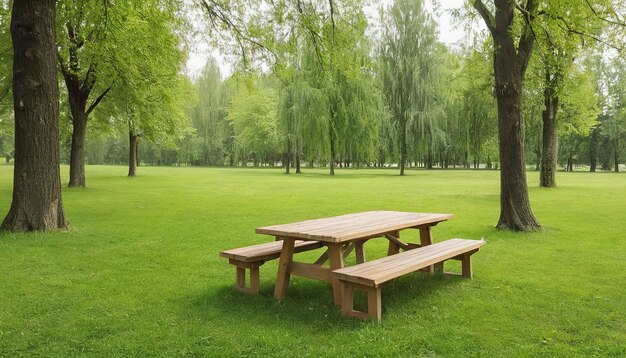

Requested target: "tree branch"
[
  {"left": 85, "top": 85, "right": 112, "bottom": 117},
  {"left": 473, "top": 0, "right": 496, "bottom": 35},
  {"left": 198, "top": 0, "right": 271, "bottom": 66},
  {"left": 584, "top": 0, "right": 626, "bottom": 27},
  {"left": 81, "top": 62, "right": 97, "bottom": 93},
  {"left": 553, "top": 14, "right": 624, "bottom": 53},
  {"left": 517, "top": 0, "right": 537, "bottom": 67}
]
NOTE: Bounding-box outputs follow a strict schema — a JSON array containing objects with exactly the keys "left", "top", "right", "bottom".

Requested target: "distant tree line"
[{"left": 0, "top": 0, "right": 624, "bottom": 232}]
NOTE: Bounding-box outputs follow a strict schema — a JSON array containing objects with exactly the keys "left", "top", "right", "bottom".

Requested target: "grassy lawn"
[{"left": 0, "top": 165, "right": 624, "bottom": 357}]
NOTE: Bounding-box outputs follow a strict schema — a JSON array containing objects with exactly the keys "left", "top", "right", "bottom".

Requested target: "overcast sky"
[{"left": 185, "top": 0, "right": 470, "bottom": 78}]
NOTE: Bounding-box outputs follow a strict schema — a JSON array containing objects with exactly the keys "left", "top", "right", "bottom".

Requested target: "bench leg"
[
  {"left": 236, "top": 267, "right": 246, "bottom": 291},
  {"left": 367, "top": 287, "right": 382, "bottom": 322},
  {"left": 340, "top": 282, "right": 382, "bottom": 322},
  {"left": 234, "top": 265, "right": 261, "bottom": 294},
  {"left": 250, "top": 267, "right": 260, "bottom": 292},
  {"left": 461, "top": 253, "right": 473, "bottom": 278}
]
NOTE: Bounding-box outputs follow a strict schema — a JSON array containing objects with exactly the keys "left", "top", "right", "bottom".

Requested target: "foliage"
[
  {"left": 226, "top": 75, "right": 280, "bottom": 164},
  {"left": 380, "top": 0, "right": 440, "bottom": 172}
]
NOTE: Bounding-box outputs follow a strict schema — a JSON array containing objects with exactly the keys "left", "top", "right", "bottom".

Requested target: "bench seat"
[
  {"left": 333, "top": 238, "right": 485, "bottom": 321},
  {"left": 220, "top": 240, "right": 322, "bottom": 294}
]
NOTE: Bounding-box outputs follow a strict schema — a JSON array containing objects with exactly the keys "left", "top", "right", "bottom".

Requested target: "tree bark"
[
  {"left": 284, "top": 136, "right": 291, "bottom": 174},
  {"left": 295, "top": 144, "right": 301, "bottom": 174},
  {"left": 475, "top": 0, "right": 540, "bottom": 231},
  {"left": 2, "top": 0, "right": 68, "bottom": 231},
  {"left": 128, "top": 130, "right": 138, "bottom": 177},
  {"left": 540, "top": 67, "right": 559, "bottom": 188},
  {"left": 68, "top": 110, "right": 87, "bottom": 187},
  {"left": 399, "top": 116, "right": 407, "bottom": 176},
  {"left": 589, "top": 126, "right": 599, "bottom": 172},
  {"left": 329, "top": 126, "right": 335, "bottom": 176}
]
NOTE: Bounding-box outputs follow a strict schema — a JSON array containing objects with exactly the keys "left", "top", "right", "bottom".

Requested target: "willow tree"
[
  {"left": 192, "top": 59, "right": 230, "bottom": 166},
  {"left": 227, "top": 76, "right": 280, "bottom": 166},
  {"left": 602, "top": 58, "right": 626, "bottom": 172},
  {"left": 3, "top": 0, "right": 68, "bottom": 231},
  {"left": 381, "top": 0, "right": 439, "bottom": 175}
]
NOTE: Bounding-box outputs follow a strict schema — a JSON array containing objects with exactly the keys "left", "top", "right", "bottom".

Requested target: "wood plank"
[
  {"left": 255, "top": 211, "right": 454, "bottom": 243},
  {"left": 342, "top": 241, "right": 483, "bottom": 286},
  {"left": 384, "top": 233, "right": 411, "bottom": 251},
  {"left": 362, "top": 242, "right": 480, "bottom": 281},
  {"left": 333, "top": 239, "right": 485, "bottom": 286},
  {"left": 220, "top": 240, "right": 322, "bottom": 262},
  {"left": 289, "top": 262, "right": 332, "bottom": 282},
  {"left": 340, "top": 239, "right": 465, "bottom": 276}
]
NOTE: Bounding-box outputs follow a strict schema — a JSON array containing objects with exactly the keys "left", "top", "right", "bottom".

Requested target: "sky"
[{"left": 185, "top": 0, "right": 469, "bottom": 78}]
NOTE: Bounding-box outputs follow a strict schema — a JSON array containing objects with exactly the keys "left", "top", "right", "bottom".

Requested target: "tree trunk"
[
  {"left": 535, "top": 133, "right": 541, "bottom": 171},
  {"left": 493, "top": 42, "right": 540, "bottom": 231},
  {"left": 399, "top": 116, "right": 407, "bottom": 176},
  {"left": 615, "top": 150, "right": 619, "bottom": 172},
  {"left": 128, "top": 130, "right": 138, "bottom": 177},
  {"left": 285, "top": 136, "right": 291, "bottom": 174},
  {"left": 540, "top": 68, "right": 559, "bottom": 188},
  {"left": 589, "top": 126, "right": 599, "bottom": 172},
  {"left": 329, "top": 126, "right": 335, "bottom": 176},
  {"left": 567, "top": 147, "right": 573, "bottom": 172},
  {"left": 2, "top": 0, "right": 68, "bottom": 231},
  {"left": 295, "top": 148, "right": 301, "bottom": 174},
  {"left": 475, "top": 0, "right": 540, "bottom": 231},
  {"left": 68, "top": 111, "right": 87, "bottom": 187}
]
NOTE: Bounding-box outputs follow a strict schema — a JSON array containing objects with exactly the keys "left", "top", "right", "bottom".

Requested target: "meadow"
[{"left": 0, "top": 165, "right": 624, "bottom": 357}]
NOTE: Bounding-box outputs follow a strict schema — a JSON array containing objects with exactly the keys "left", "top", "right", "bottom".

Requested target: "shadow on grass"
[{"left": 185, "top": 272, "right": 461, "bottom": 331}]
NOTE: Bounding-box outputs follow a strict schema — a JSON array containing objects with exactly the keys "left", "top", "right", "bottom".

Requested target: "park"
[{"left": 0, "top": 0, "right": 625, "bottom": 357}]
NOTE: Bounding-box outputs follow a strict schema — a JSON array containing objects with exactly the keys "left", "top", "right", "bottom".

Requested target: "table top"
[{"left": 255, "top": 211, "right": 453, "bottom": 243}]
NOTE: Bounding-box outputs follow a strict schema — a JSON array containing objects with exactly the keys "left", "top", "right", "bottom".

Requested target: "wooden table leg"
[
  {"left": 419, "top": 225, "right": 435, "bottom": 274},
  {"left": 355, "top": 241, "right": 366, "bottom": 264},
  {"left": 327, "top": 243, "right": 345, "bottom": 306},
  {"left": 274, "top": 237, "right": 295, "bottom": 300},
  {"left": 387, "top": 230, "right": 401, "bottom": 255},
  {"left": 419, "top": 225, "right": 433, "bottom": 246}
]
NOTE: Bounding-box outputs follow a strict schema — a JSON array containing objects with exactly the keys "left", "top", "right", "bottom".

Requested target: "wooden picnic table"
[{"left": 255, "top": 210, "right": 453, "bottom": 306}]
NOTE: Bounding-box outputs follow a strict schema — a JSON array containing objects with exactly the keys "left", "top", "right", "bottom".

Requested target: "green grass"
[{"left": 0, "top": 165, "right": 624, "bottom": 357}]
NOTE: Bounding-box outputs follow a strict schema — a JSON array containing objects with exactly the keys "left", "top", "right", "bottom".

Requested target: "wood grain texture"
[
  {"left": 333, "top": 239, "right": 485, "bottom": 286},
  {"left": 255, "top": 211, "right": 453, "bottom": 242},
  {"left": 220, "top": 240, "right": 322, "bottom": 262}
]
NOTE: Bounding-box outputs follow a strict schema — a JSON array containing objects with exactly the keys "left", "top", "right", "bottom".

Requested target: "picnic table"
[{"left": 255, "top": 210, "right": 454, "bottom": 305}]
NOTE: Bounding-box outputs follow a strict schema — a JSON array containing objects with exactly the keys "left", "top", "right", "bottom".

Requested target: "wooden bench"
[
  {"left": 332, "top": 238, "right": 485, "bottom": 321},
  {"left": 220, "top": 240, "right": 322, "bottom": 294}
]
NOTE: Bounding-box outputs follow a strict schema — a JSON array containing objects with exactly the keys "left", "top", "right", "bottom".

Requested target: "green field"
[{"left": 0, "top": 165, "right": 624, "bottom": 357}]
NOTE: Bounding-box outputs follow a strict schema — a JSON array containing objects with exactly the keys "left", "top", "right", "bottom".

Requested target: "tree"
[
  {"left": 56, "top": 0, "right": 188, "bottom": 186},
  {"left": 0, "top": 1, "right": 13, "bottom": 161},
  {"left": 2, "top": 0, "right": 68, "bottom": 231},
  {"left": 472, "top": 0, "right": 541, "bottom": 231},
  {"left": 227, "top": 76, "right": 280, "bottom": 166},
  {"left": 602, "top": 59, "right": 626, "bottom": 172},
  {"left": 380, "top": 0, "right": 439, "bottom": 175},
  {"left": 191, "top": 58, "right": 231, "bottom": 166}
]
